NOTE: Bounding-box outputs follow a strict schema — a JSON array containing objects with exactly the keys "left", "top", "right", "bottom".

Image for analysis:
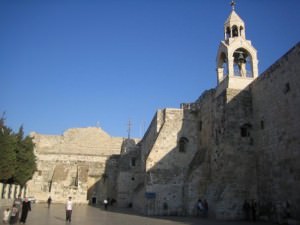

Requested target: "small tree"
[
  {"left": 0, "top": 118, "right": 17, "bottom": 182},
  {"left": 0, "top": 116, "right": 36, "bottom": 186},
  {"left": 14, "top": 126, "right": 37, "bottom": 186}
]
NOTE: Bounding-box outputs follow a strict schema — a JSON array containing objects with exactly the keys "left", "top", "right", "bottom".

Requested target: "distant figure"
[
  {"left": 9, "top": 204, "right": 19, "bottom": 225},
  {"left": 203, "top": 199, "right": 209, "bottom": 218},
  {"left": 250, "top": 199, "right": 257, "bottom": 222},
  {"left": 275, "top": 201, "right": 285, "bottom": 225},
  {"left": 196, "top": 199, "right": 204, "bottom": 216},
  {"left": 110, "top": 198, "right": 116, "bottom": 206},
  {"left": 20, "top": 197, "right": 31, "bottom": 224},
  {"left": 283, "top": 201, "right": 291, "bottom": 219},
  {"left": 3, "top": 208, "right": 10, "bottom": 224},
  {"left": 47, "top": 196, "right": 52, "bottom": 208},
  {"left": 13, "top": 195, "right": 22, "bottom": 221},
  {"left": 243, "top": 200, "right": 251, "bottom": 221},
  {"left": 65, "top": 197, "right": 73, "bottom": 223},
  {"left": 103, "top": 199, "right": 108, "bottom": 210}
]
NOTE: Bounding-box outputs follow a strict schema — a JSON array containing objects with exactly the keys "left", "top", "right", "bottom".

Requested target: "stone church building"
[{"left": 27, "top": 5, "right": 300, "bottom": 220}]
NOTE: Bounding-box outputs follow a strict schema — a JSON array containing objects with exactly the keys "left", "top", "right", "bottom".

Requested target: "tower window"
[
  {"left": 260, "top": 120, "right": 264, "bottom": 130},
  {"left": 240, "top": 127, "right": 249, "bottom": 137},
  {"left": 226, "top": 27, "right": 231, "bottom": 39},
  {"left": 240, "top": 123, "right": 252, "bottom": 137},
  {"left": 198, "top": 121, "right": 202, "bottom": 131},
  {"left": 178, "top": 137, "right": 189, "bottom": 152},
  {"left": 233, "top": 49, "right": 251, "bottom": 77},
  {"left": 283, "top": 83, "right": 290, "bottom": 94},
  {"left": 131, "top": 158, "right": 136, "bottom": 167},
  {"left": 232, "top": 25, "right": 239, "bottom": 37},
  {"left": 239, "top": 26, "right": 244, "bottom": 36}
]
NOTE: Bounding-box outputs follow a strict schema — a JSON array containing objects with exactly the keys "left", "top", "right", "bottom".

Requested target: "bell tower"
[{"left": 216, "top": 1, "right": 258, "bottom": 95}]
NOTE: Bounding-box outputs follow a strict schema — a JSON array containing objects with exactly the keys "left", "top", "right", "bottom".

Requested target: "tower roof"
[{"left": 225, "top": 10, "right": 244, "bottom": 27}]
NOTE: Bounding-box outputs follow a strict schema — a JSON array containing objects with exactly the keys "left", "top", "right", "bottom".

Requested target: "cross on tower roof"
[{"left": 230, "top": 0, "right": 236, "bottom": 11}]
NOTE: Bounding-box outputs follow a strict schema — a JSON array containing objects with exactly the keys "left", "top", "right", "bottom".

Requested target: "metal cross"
[{"left": 231, "top": 0, "right": 236, "bottom": 11}]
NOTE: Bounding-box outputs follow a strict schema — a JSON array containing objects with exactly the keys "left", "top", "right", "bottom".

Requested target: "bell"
[{"left": 238, "top": 52, "right": 246, "bottom": 64}]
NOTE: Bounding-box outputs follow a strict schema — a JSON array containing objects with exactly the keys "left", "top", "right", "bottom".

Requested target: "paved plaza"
[{"left": 1, "top": 203, "right": 274, "bottom": 225}]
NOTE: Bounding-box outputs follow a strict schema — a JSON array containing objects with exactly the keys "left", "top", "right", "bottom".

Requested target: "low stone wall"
[{"left": 0, "top": 183, "right": 26, "bottom": 207}]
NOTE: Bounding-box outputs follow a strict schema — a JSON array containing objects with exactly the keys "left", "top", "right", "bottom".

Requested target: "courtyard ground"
[{"left": 1, "top": 203, "right": 273, "bottom": 225}]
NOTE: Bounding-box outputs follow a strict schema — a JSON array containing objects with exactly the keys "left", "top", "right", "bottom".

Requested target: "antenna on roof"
[{"left": 127, "top": 120, "right": 131, "bottom": 139}]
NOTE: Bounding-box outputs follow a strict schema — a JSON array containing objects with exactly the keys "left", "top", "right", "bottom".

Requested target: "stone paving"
[{"left": 1, "top": 203, "right": 273, "bottom": 225}]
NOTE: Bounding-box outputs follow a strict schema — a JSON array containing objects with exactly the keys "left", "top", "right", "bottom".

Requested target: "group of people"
[
  {"left": 196, "top": 198, "right": 209, "bottom": 217},
  {"left": 103, "top": 198, "right": 117, "bottom": 210},
  {"left": 2, "top": 195, "right": 32, "bottom": 224},
  {"left": 243, "top": 199, "right": 292, "bottom": 224}
]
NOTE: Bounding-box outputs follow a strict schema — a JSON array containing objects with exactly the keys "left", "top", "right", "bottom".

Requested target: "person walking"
[
  {"left": 65, "top": 197, "right": 73, "bottom": 223},
  {"left": 47, "top": 196, "right": 52, "bottom": 208},
  {"left": 103, "top": 199, "right": 108, "bottom": 210},
  {"left": 250, "top": 199, "right": 257, "bottom": 222},
  {"left": 203, "top": 199, "right": 209, "bottom": 218},
  {"left": 196, "top": 199, "right": 204, "bottom": 217},
  {"left": 9, "top": 204, "right": 18, "bottom": 225},
  {"left": 243, "top": 200, "right": 251, "bottom": 221},
  {"left": 3, "top": 208, "right": 10, "bottom": 224},
  {"left": 13, "top": 195, "right": 22, "bottom": 221},
  {"left": 20, "top": 197, "right": 31, "bottom": 224}
]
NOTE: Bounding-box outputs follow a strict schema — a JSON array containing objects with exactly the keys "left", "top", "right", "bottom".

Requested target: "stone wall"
[
  {"left": 183, "top": 89, "right": 215, "bottom": 216},
  {"left": 134, "top": 108, "right": 199, "bottom": 216},
  {"left": 131, "top": 43, "right": 300, "bottom": 220},
  {"left": 27, "top": 127, "right": 125, "bottom": 204},
  {"left": 183, "top": 43, "right": 300, "bottom": 220},
  {"left": 251, "top": 42, "right": 300, "bottom": 219},
  {"left": 117, "top": 144, "right": 143, "bottom": 207}
]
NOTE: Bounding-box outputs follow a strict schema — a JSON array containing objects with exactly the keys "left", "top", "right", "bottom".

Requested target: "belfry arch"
[
  {"left": 232, "top": 48, "right": 253, "bottom": 77},
  {"left": 218, "top": 52, "right": 229, "bottom": 79}
]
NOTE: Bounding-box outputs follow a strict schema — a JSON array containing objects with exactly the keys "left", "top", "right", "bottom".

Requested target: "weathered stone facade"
[
  {"left": 26, "top": 127, "right": 137, "bottom": 204},
  {"left": 26, "top": 6, "right": 300, "bottom": 222}
]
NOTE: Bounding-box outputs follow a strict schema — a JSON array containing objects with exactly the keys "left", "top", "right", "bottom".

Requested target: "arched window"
[
  {"left": 226, "top": 27, "right": 231, "bottom": 39},
  {"left": 232, "top": 25, "right": 239, "bottom": 37},
  {"left": 221, "top": 53, "right": 228, "bottom": 77},
  {"left": 178, "top": 137, "right": 189, "bottom": 152},
  {"left": 218, "top": 52, "right": 228, "bottom": 80},
  {"left": 233, "top": 48, "right": 253, "bottom": 77},
  {"left": 131, "top": 157, "right": 136, "bottom": 167},
  {"left": 239, "top": 26, "right": 244, "bottom": 36},
  {"left": 240, "top": 123, "right": 252, "bottom": 137}
]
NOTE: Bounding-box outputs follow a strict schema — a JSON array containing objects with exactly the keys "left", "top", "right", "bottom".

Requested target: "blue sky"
[{"left": 1, "top": 0, "right": 300, "bottom": 138}]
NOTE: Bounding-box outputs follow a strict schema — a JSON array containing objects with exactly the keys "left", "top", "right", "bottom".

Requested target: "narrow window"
[
  {"left": 232, "top": 25, "right": 239, "bottom": 37},
  {"left": 179, "top": 137, "right": 189, "bottom": 152},
  {"left": 260, "top": 120, "right": 264, "bottom": 130},
  {"left": 215, "top": 129, "right": 219, "bottom": 145},
  {"left": 131, "top": 158, "right": 136, "bottom": 167},
  {"left": 226, "top": 27, "right": 231, "bottom": 39},
  {"left": 284, "top": 83, "right": 290, "bottom": 94},
  {"left": 239, "top": 26, "right": 244, "bottom": 36},
  {"left": 240, "top": 127, "right": 249, "bottom": 137},
  {"left": 199, "top": 121, "right": 202, "bottom": 131},
  {"left": 240, "top": 123, "right": 252, "bottom": 137}
]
